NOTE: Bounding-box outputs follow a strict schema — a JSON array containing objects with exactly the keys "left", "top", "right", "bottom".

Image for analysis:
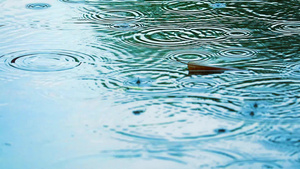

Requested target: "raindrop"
[
  {"left": 215, "top": 128, "right": 227, "bottom": 134},
  {"left": 135, "top": 77, "right": 141, "bottom": 85},
  {"left": 132, "top": 110, "right": 144, "bottom": 115},
  {"left": 253, "top": 102, "right": 258, "bottom": 108}
]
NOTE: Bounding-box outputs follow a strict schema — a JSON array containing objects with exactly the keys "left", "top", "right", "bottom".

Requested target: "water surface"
[{"left": 0, "top": 0, "right": 299, "bottom": 168}]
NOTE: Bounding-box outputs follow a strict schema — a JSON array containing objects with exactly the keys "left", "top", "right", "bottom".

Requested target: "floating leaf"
[{"left": 187, "top": 61, "right": 241, "bottom": 75}]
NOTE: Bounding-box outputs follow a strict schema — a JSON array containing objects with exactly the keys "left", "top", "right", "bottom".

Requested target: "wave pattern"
[
  {"left": 99, "top": 98, "right": 262, "bottom": 142},
  {"left": 0, "top": 0, "right": 299, "bottom": 169},
  {"left": 120, "top": 26, "right": 230, "bottom": 48},
  {"left": 0, "top": 50, "right": 98, "bottom": 73},
  {"left": 79, "top": 6, "right": 144, "bottom": 22}
]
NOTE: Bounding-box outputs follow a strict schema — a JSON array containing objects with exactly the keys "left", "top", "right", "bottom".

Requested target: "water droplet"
[
  {"left": 132, "top": 110, "right": 144, "bottom": 115},
  {"left": 215, "top": 128, "right": 227, "bottom": 134},
  {"left": 135, "top": 78, "right": 141, "bottom": 85},
  {"left": 253, "top": 103, "right": 258, "bottom": 108}
]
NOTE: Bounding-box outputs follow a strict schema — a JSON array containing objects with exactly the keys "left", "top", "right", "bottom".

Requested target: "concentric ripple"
[
  {"left": 106, "top": 22, "right": 144, "bottom": 31},
  {"left": 100, "top": 99, "right": 261, "bottom": 142},
  {"left": 222, "top": 160, "right": 282, "bottom": 169},
  {"left": 162, "top": 1, "right": 212, "bottom": 15},
  {"left": 217, "top": 48, "right": 257, "bottom": 58},
  {"left": 162, "top": 1, "right": 299, "bottom": 21},
  {"left": 100, "top": 148, "right": 239, "bottom": 169},
  {"left": 101, "top": 68, "right": 188, "bottom": 94},
  {"left": 213, "top": 75, "right": 300, "bottom": 119},
  {"left": 199, "top": 1, "right": 300, "bottom": 21},
  {"left": 266, "top": 132, "right": 300, "bottom": 148},
  {"left": 238, "top": 99, "right": 300, "bottom": 120},
  {"left": 80, "top": 7, "right": 144, "bottom": 22},
  {"left": 218, "top": 75, "right": 300, "bottom": 99},
  {"left": 228, "top": 29, "right": 252, "bottom": 39},
  {"left": 121, "top": 27, "right": 229, "bottom": 48},
  {"left": 25, "top": 3, "right": 51, "bottom": 10},
  {"left": 47, "top": 153, "right": 190, "bottom": 169},
  {"left": 241, "top": 1, "right": 300, "bottom": 21},
  {"left": 1, "top": 50, "right": 97, "bottom": 72},
  {"left": 269, "top": 22, "right": 300, "bottom": 34},
  {"left": 177, "top": 75, "right": 222, "bottom": 93},
  {"left": 286, "top": 62, "right": 300, "bottom": 76},
  {"left": 165, "top": 50, "right": 216, "bottom": 63}
]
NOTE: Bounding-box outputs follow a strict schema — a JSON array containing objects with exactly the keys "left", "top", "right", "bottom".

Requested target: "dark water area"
[{"left": 0, "top": 0, "right": 299, "bottom": 168}]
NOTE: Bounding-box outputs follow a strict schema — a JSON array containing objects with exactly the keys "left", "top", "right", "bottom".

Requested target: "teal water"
[{"left": 0, "top": 0, "right": 299, "bottom": 168}]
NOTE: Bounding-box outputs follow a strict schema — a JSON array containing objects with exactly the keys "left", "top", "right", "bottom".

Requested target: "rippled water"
[{"left": 0, "top": 0, "right": 299, "bottom": 168}]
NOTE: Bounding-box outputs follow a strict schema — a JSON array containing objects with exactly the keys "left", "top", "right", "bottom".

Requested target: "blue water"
[{"left": 0, "top": 0, "right": 299, "bottom": 168}]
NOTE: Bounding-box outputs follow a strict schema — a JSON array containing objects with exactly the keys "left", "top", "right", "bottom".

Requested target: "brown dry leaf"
[{"left": 187, "top": 61, "right": 241, "bottom": 75}]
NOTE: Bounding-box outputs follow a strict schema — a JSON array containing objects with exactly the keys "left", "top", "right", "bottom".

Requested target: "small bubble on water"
[
  {"left": 249, "top": 111, "right": 255, "bottom": 116},
  {"left": 253, "top": 102, "right": 258, "bottom": 108},
  {"left": 136, "top": 77, "right": 141, "bottom": 85},
  {"left": 215, "top": 128, "right": 227, "bottom": 134},
  {"left": 114, "top": 23, "right": 130, "bottom": 29},
  {"left": 132, "top": 110, "right": 144, "bottom": 115}
]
